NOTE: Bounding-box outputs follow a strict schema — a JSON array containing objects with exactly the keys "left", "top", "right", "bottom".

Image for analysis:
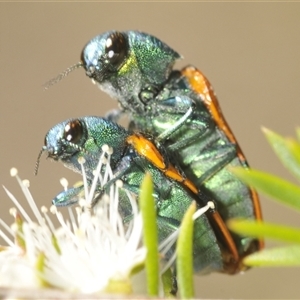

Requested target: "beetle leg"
[
  {"left": 52, "top": 184, "right": 85, "bottom": 207},
  {"left": 167, "top": 129, "right": 204, "bottom": 151},
  {"left": 154, "top": 95, "right": 194, "bottom": 114},
  {"left": 195, "top": 144, "right": 237, "bottom": 185},
  {"left": 104, "top": 108, "right": 124, "bottom": 122},
  {"left": 150, "top": 95, "right": 213, "bottom": 142},
  {"left": 157, "top": 106, "right": 193, "bottom": 142}
]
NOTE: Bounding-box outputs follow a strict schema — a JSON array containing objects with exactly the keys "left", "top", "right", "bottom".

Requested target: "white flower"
[
  {"left": 0, "top": 147, "right": 146, "bottom": 295},
  {"left": 0, "top": 145, "right": 215, "bottom": 298}
]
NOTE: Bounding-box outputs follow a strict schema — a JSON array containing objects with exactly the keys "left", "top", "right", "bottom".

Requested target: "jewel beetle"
[
  {"left": 37, "top": 116, "right": 258, "bottom": 274},
  {"left": 79, "top": 31, "right": 263, "bottom": 259}
]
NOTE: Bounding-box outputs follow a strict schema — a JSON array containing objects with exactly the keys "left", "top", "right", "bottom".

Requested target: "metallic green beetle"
[
  {"left": 79, "top": 31, "right": 263, "bottom": 273},
  {"left": 38, "top": 116, "right": 235, "bottom": 274}
]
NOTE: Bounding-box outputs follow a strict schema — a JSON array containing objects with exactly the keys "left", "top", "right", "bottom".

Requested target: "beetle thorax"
[{"left": 96, "top": 65, "right": 153, "bottom": 114}]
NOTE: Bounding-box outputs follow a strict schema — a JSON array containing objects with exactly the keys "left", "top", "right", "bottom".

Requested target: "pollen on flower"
[
  {"left": 107, "top": 146, "right": 114, "bottom": 155},
  {"left": 193, "top": 200, "right": 215, "bottom": 220},
  {"left": 41, "top": 206, "right": 48, "bottom": 213},
  {"left": 59, "top": 178, "right": 69, "bottom": 190},
  {"left": 78, "top": 156, "right": 86, "bottom": 164},
  {"left": 22, "top": 179, "right": 30, "bottom": 188},
  {"left": 10, "top": 223, "right": 18, "bottom": 233},
  {"left": 50, "top": 205, "right": 57, "bottom": 214},
  {"left": 208, "top": 201, "right": 215, "bottom": 210},
  {"left": 10, "top": 168, "right": 18, "bottom": 177},
  {"left": 116, "top": 179, "right": 123, "bottom": 188},
  {"left": 102, "top": 144, "right": 110, "bottom": 153},
  {"left": 9, "top": 207, "right": 17, "bottom": 217}
]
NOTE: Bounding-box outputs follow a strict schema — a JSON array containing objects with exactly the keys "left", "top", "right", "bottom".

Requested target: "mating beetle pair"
[{"left": 41, "top": 30, "right": 263, "bottom": 274}]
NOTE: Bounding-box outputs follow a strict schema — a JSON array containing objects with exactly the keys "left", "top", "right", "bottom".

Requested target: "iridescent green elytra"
[
  {"left": 79, "top": 31, "right": 263, "bottom": 273},
  {"left": 41, "top": 116, "right": 225, "bottom": 274}
]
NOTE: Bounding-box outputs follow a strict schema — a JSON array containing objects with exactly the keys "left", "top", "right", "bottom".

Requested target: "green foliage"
[
  {"left": 140, "top": 174, "right": 198, "bottom": 298},
  {"left": 229, "top": 128, "right": 300, "bottom": 267},
  {"left": 176, "top": 201, "right": 196, "bottom": 299},
  {"left": 139, "top": 173, "right": 159, "bottom": 296}
]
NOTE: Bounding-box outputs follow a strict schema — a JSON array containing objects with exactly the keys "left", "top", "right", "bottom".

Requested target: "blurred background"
[{"left": 1, "top": 3, "right": 300, "bottom": 298}]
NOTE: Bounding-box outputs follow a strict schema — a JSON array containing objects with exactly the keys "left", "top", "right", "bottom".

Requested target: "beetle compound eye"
[
  {"left": 105, "top": 32, "right": 127, "bottom": 66},
  {"left": 64, "top": 120, "right": 83, "bottom": 144}
]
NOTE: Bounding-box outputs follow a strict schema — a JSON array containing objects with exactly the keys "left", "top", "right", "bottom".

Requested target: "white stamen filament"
[{"left": 0, "top": 148, "right": 145, "bottom": 293}]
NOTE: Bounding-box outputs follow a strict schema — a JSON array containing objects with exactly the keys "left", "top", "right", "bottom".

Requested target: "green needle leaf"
[
  {"left": 262, "top": 127, "right": 300, "bottom": 180},
  {"left": 139, "top": 173, "right": 159, "bottom": 296},
  {"left": 296, "top": 127, "right": 300, "bottom": 142},
  {"left": 243, "top": 245, "right": 300, "bottom": 267},
  {"left": 161, "top": 268, "right": 176, "bottom": 298},
  {"left": 232, "top": 168, "right": 300, "bottom": 211},
  {"left": 228, "top": 219, "right": 300, "bottom": 244},
  {"left": 176, "top": 201, "right": 196, "bottom": 299}
]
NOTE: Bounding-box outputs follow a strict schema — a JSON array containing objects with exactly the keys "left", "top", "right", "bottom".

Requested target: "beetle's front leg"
[
  {"left": 90, "top": 154, "right": 139, "bottom": 207},
  {"left": 104, "top": 108, "right": 124, "bottom": 122},
  {"left": 151, "top": 96, "right": 212, "bottom": 145},
  {"left": 154, "top": 95, "right": 194, "bottom": 115},
  {"left": 52, "top": 184, "right": 85, "bottom": 207}
]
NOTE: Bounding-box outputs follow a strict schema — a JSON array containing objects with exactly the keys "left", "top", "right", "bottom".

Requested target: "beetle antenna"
[
  {"left": 43, "top": 62, "right": 83, "bottom": 90},
  {"left": 34, "top": 148, "right": 45, "bottom": 176}
]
